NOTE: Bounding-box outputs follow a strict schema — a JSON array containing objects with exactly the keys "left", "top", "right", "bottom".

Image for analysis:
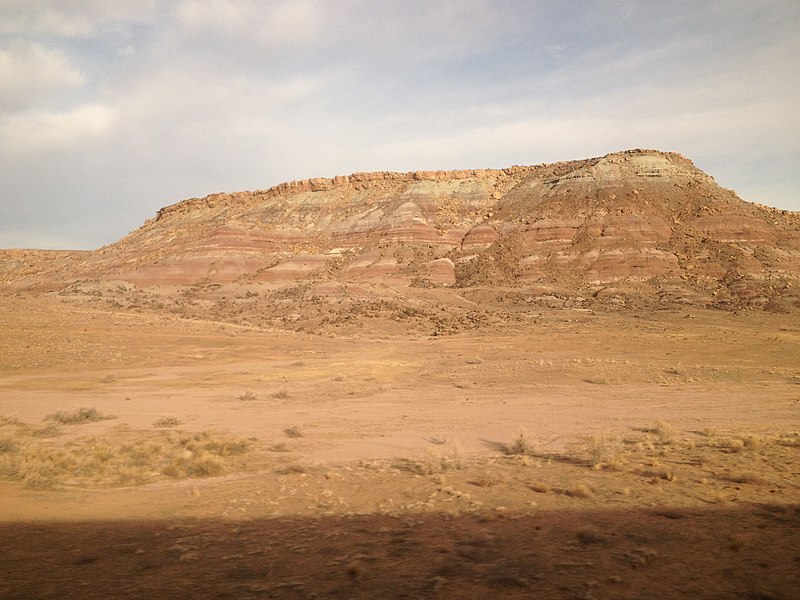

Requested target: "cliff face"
[{"left": 2, "top": 149, "right": 799, "bottom": 311}]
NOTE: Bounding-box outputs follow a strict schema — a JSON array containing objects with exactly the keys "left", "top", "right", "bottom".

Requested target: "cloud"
[
  {"left": 0, "top": 0, "right": 158, "bottom": 38},
  {"left": 0, "top": 103, "right": 115, "bottom": 155},
  {"left": 0, "top": 43, "right": 86, "bottom": 111},
  {"left": 174, "top": 0, "right": 324, "bottom": 48},
  {"left": 1, "top": 1, "right": 799, "bottom": 251}
]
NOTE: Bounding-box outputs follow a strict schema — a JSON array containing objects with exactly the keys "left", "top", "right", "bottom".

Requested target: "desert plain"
[
  {"left": 1, "top": 150, "right": 799, "bottom": 598},
  {"left": 1, "top": 292, "right": 798, "bottom": 599}
]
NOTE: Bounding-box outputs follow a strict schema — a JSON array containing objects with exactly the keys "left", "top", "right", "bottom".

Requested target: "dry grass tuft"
[
  {"left": 469, "top": 471, "right": 505, "bottom": 488},
  {"left": 564, "top": 482, "right": 593, "bottom": 498},
  {"left": 644, "top": 467, "right": 677, "bottom": 482},
  {"left": 284, "top": 425, "right": 304, "bottom": 438},
  {"left": 271, "top": 389, "right": 290, "bottom": 400},
  {"left": 650, "top": 421, "right": 674, "bottom": 444},
  {"left": 30, "top": 423, "right": 62, "bottom": 438},
  {"left": 0, "top": 436, "right": 20, "bottom": 454},
  {"left": 0, "top": 429, "right": 251, "bottom": 489},
  {"left": 395, "top": 442, "right": 465, "bottom": 475},
  {"left": 505, "top": 429, "right": 536, "bottom": 456},
  {"left": 276, "top": 463, "right": 307, "bottom": 475},
  {"left": 44, "top": 407, "right": 116, "bottom": 425},
  {"left": 153, "top": 415, "right": 182, "bottom": 428},
  {"left": 580, "top": 434, "right": 621, "bottom": 469},
  {"left": 238, "top": 390, "right": 258, "bottom": 401}
]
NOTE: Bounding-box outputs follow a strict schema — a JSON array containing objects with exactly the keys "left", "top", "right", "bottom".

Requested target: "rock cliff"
[{"left": 2, "top": 149, "right": 799, "bottom": 315}]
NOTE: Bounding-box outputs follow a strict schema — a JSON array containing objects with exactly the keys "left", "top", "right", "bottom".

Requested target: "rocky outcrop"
[{"left": 2, "top": 149, "right": 799, "bottom": 311}]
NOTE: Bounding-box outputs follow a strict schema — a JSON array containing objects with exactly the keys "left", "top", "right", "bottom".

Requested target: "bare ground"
[{"left": 1, "top": 293, "right": 799, "bottom": 599}]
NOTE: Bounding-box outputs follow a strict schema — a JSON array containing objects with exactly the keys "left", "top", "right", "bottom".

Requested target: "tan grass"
[
  {"left": 579, "top": 434, "right": 621, "bottom": 469},
  {"left": 44, "top": 407, "right": 116, "bottom": 425},
  {"left": 529, "top": 482, "right": 552, "bottom": 494},
  {"left": 153, "top": 415, "right": 182, "bottom": 428},
  {"left": 0, "top": 429, "right": 251, "bottom": 489},
  {"left": 284, "top": 425, "right": 304, "bottom": 438},
  {"left": 505, "top": 428, "right": 536, "bottom": 456},
  {"left": 30, "top": 423, "right": 62, "bottom": 437},
  {"left": 564, "top": 482, "right": 593, "bottom": 498}
]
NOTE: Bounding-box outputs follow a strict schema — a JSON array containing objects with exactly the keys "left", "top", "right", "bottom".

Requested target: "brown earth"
[
  {"left": 0, "top": 293, "right": 798, "bottom": 599},
  {"left": 1, "top": 149, "right": 799, "bottom": 598}
]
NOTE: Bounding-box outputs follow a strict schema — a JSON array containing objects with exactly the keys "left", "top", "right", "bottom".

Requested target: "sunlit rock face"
[{"left": 2, "top": 149, "right": 799, "bottom": 311}]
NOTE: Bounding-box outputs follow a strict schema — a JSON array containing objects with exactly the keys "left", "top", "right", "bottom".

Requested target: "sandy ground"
[{"left": 1, "top": 294, "right": 799, "bottom": 599}]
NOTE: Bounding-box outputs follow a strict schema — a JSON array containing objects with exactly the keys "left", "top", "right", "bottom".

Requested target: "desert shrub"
[
  {"left": 506, "top": 429, "right": 536, "bottom": 456},
  {"left": 650, "top": 421, "right": 674, "bottom": 444},
  {"left": 153, "top": 415, "right": 182, "bottom": 428},
  {"left": 284, "top": 425, "right": 303, "bottom": 438},
  {"left": 529, "top": 482, "right": 552, "bottom": 493},
  {"left": 564, "top": 482, "right": 593, "bottom": 498},
  {"left": 0, "top": 436, "right": 19, "bottom": 454},
  {"left": 394, "top": 442, "right": 464, "bottom": 475},
  {"left": 580, "top": 434, "right": 621, "bottom": 469},
  {"left": 238, "top": 390, "right": 258, "bottom": 401},
  {"left": 31, "top": 423, "right": 62, "bottom": 437},
  {"left": 0, "top": 429, "right": 251, "bottom": 489},
  {"left": 45, "top": 407, "right": 116, "bottom": 425}
]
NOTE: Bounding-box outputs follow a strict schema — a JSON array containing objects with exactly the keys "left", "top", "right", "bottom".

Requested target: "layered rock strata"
[{"left": 2, "top": 149, "right": 799, "bottom": 310}]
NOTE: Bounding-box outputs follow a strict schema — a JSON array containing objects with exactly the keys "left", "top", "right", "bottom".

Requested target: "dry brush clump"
[
  {"left": 578, "top": 434, "right": 622, "bottom": 470},
  {"left": 504, "top": 428, "right": 537, "bottom": 456},
  {"left": 0, "top": 427, "right": 253, "bottom": 489},
  {"left": 44, "top": 406, "right": 116, "bottom": 425},
  {"left": 283, "top": 425, "right": 304, "bottom": 438},
  {"left": 394, "top": 442, "right": 466, "bottom": 475},
  {"left": 153, "top": 415, "right": 182, "bottom": 428}
]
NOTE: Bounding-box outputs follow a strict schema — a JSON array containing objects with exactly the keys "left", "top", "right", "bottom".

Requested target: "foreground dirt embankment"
[{"left": 0, "top": 293, "right": 798, "bottom": 598}]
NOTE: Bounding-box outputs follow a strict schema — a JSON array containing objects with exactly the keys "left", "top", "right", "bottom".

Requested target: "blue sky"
[{"left": 1, "top": 0, "right": 798, "bottom": 250}]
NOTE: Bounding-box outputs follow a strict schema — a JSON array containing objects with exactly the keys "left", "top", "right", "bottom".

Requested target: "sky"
[{"left": 1, "top": 1, "right": 798, "bottom": 250}]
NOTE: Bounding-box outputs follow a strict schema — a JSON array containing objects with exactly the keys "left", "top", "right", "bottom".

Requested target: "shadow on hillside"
[{"left": 2, "top": 503, "right": 798, "bottom": 599}]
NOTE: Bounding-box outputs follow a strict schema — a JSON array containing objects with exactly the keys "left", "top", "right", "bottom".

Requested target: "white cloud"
[
  {"left": 0, "top": 0, "right": 158, "bottom": 37},
  {"left": 0, "top": 43, "right": 86, "bottom": 111},
  {"left": 174, "top": 0, "right": 323, "bottom": 48},
  {"left": 0, "top": 103, "right": 115, "bottom": 154},
  {"left": 1, "top": 1, "right": 799, "bottom": 251}
]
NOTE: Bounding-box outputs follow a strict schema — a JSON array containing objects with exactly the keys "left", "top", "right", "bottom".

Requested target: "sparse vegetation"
[
  {"left": 238, "top": 390, "right": 258, "bottom": 401},
  {"left": 0, "top": 436, "right": 19, "bottom": 454},
  {"left": 44, "top": 407, "right": 116, "bottom": 425},
  {"left": 284, "top": 425, "right": 304, "bottom": 438},
  {"left": 564, "top": 482, "right": 593, "bottom": 498},
  {"left": 579, "top": 434, "right": 621, "bottom": 469},
  {"left": 0, "top": 415, "right": 21, "bottom": 426},
  {"left": 153, "top": 415, "right": 182, "bottom": 428},
  {"left": 272, "top": 389, "right": 290, "bottom": 400},
  {"left": 31, "top": 423, "right": 62, "bottom": 438},
  {"left": 505, "top": 429, "right": 535, "bottom": 456},
  {"left": 0, "top": 429, "right": 251, "bottom": 489}
]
